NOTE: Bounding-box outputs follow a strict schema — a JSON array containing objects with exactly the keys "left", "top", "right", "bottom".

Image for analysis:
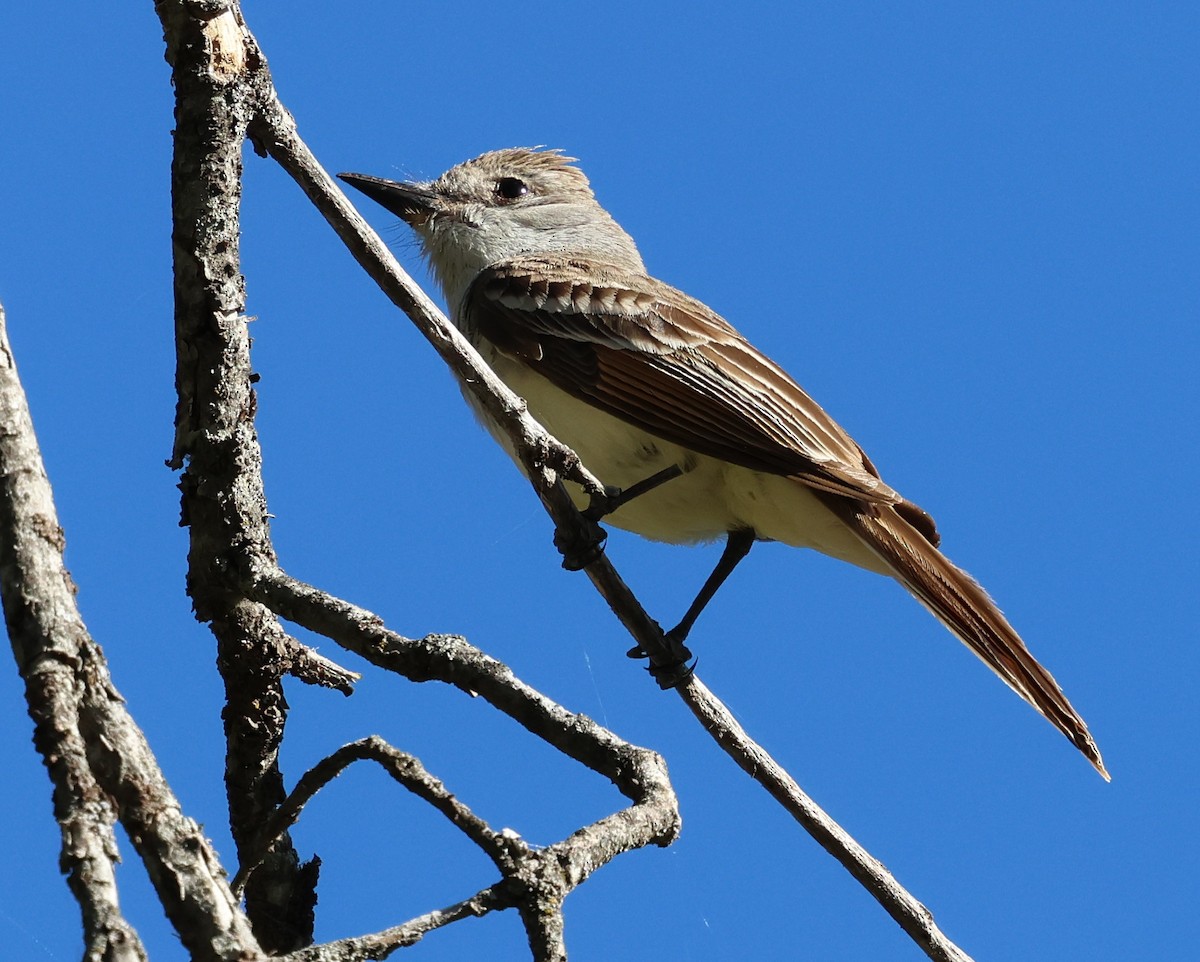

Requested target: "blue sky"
[{"left": 1, "top": 2, "right": 1196, "bottom": 960}]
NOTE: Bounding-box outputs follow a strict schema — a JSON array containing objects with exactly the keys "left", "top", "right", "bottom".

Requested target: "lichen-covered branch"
[
  {"left": 0, "top": 302, "right": 261, "bottom": 962},
  {"left": 155, "top": 0, "right": 325, "bottom": 949},
  {"left": 233, "top": 736, "right": 527, "bottom": 896},
  {"left": 246, "top": 568, "right": 679, "bottom": 962}
]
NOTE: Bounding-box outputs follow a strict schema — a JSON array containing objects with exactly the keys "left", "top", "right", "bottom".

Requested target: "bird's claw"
[
  {"left": 554, "top": 518, "right": 607, "bottom": 571},
  {"left": 627, "top": 628, "right": 694, "bottom": 689},
  {"left": 648, "top": 655, "right": 697, "bottom": 690}
]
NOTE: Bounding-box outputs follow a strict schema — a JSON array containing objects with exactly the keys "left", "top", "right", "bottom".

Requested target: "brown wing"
[{"left": 464, "top": 255, "right": 919, "bottom": 509}]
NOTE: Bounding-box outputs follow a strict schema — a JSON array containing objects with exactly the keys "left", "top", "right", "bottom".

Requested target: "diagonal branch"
[
  {"left": 0, "top": 305, "right": 149, "bottom": 962},
  {"left": 245, "top": 566, "right": 679, "bottom": 824},
  {"left": 0, "top": 301, "right": 261, "bottom": 962},
  {"left": 679, "top": 677, "right": 974, "bottom": 962},
  {"left": 281, "top": 884, "right": 514, "bottom": 962}
]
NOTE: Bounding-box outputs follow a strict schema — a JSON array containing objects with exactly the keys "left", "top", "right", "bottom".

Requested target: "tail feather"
[{"left": 825, "top": 497, "right": 1108, "bottom": 780}]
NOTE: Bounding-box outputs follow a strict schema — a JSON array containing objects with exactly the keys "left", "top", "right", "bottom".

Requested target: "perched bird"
[{"left": 339, "top": 148, "right": 1107, "bottom": 778}]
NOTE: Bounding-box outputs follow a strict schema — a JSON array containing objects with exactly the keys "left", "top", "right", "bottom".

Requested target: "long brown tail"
[{"left": 824, "top": 496, "right": 1108, "bottom": 779}]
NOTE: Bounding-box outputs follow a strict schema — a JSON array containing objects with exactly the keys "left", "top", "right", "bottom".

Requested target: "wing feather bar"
[{"left": 470, "top": 258, "right": 900, "bottom": 502}]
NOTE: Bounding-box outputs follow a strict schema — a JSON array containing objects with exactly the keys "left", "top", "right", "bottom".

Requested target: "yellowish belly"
[{"left": 473, "top": 353, "right": 890, "bottom": 574}]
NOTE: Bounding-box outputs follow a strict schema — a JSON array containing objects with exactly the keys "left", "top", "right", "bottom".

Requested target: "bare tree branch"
[
  {"left": 0, "top": 329, "right": 147, "bottom": 962},
  {"left": 246, "top": 567, "right": 677, "bottom": 805},
  {"left": 155, "top": 0, "right": 323, "bottom": 948},
  {"left": 233, "top": 736, "right": 528, "bottom": 896},
  {"left": 239, "top": 568, "right": 679, "bottom": 962},
  {"left": 237, "top": 732, "right": 615, "bottom": 962},
  {"left": 0, "top": 301, "right": 262, "bottom": 962},
  {"left": 281, "top": 884, "right": 513, "bottom": 962}
]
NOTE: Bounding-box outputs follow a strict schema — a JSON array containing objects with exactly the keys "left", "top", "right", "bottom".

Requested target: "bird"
[{"left": 338, "top": 148, "right": 1107, "bottom": 779}]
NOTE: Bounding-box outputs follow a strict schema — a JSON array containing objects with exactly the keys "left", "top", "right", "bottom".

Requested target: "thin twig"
[
  {"left": 233, "top": 736, "right": 527, "bottom": 895},
  {"left": 281, "top": 884, "right": 514, "bottom": 962}
]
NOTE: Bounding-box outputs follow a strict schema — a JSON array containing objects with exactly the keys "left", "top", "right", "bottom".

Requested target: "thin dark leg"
[
  {"left": 628, "top": 528, "right": 757, "bottom": 674},
  {"left": 582, "top": 464, "right": 684, "bottom": 522},
  {"left": 556, "top": 464, "right": 685, "bottom": 571},
  {"left": 670, "top": 527, "right": 756, "bottom": 644}
]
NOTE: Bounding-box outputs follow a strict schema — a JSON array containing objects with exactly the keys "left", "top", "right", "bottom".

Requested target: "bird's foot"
[
  {"left": 554, "top": 516, "right": 607, "bottom": 571},
  {"left": 627, "top": 626, "right": 695, "bottom": 690}
]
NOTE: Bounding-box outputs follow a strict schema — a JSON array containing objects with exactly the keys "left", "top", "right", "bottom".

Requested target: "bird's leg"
[
  {"left": 555, "top": 464, "right": 685, "bottom": 571},
  {"left": 669, "top": 527, "right": 755, "bottom": 642},
  {"left": 582, "top": 464, "right": 684, "bottom": 522},
  {"left": 630, "top": 528, "right": 757, "bottom": 687}
]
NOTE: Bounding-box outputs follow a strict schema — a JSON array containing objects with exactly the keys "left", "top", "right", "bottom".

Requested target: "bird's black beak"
[{"left": 338, "top": 172, "right": 438, "bottom": 225}]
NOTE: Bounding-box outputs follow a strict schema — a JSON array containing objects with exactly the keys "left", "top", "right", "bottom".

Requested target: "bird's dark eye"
[{"left": 495, "top": 177, "right": 529, "bottom": 200}]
